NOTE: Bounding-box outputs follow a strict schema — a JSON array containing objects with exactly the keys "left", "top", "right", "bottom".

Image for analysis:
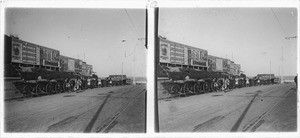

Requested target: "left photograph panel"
[{"left": 4, "top": 8, "right": 147, "bottom": 133}]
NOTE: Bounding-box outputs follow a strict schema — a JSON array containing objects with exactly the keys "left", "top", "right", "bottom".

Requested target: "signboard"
[
  {"left": 223, "top": 59, "right": 230, "bottom": 69},
  {"left": 60, "top": 56, "right": 68, "bottom": 71},
  {"left": 44, "top": 60, "right": 59, "bottom": 67},
  {"left": 234, "top": 64, "right": 241, "bottom": 75},
  {"left": 86, "top": 64, "right": 93, "bottom": 76},
  {"left": 22, "top": 43, "right": 38, "bottom": 65},
  {"left": 75, "top": 59, "right": 82, "bottom": 69},
  {"left": 68, "top": 58, "right": 75, "bottom": 71},
  {"left": 184, "top": 47, "right": 188, "bottom": 65},
  {"left": 190, "top": 48, "right": 208, "bottom": 67},
  {"left": 170, "top": 44, "right": 185, "bottom": 64},
  {"left": 11, "top": 40, "right": 22, "bottom": 63},
  {"left": 159, "top": 41, "right": 171, "bottom": 63},
  {"left": 207, "top": 56, "right": 216, "bottom": 71},
  {"left": 36, "top": 46, "right": 40, "bottom": 65},
  {"left": 40, "top": 46, "right": 60, "bottom": 67},
  {"left": 81, "top": 62, "right": 87, "bottom": 76},
  {"left": 200, "top": 50, "right": 207, "bottom": 61},
  {"left": 216, "top": 58, "right": 223, "bottom": 71},
  {"left": 192, "top": 60, "right": 207, "bottom": 66}
]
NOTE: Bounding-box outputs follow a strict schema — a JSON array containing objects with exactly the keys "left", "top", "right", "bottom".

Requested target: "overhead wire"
[
  {"left": 270, "top": 8, "right": 287, "bottom": 36},
  {"left": 124, "top": 9, "right": 143, "bottom": 37}
]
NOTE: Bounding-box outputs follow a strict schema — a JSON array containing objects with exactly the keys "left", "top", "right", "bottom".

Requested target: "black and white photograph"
[
  {"left": 1, "top": 0, "right": 299, "bottom": 137},
  {"left": 156, "top": 8, "right": 298, "bottom": 132},
  {"left": 3, "top": 8, "right": 147, "bottom": 133}
]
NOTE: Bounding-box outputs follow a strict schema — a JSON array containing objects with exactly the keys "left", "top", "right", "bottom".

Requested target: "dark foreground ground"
[
  {"left": 5, "top": 84, "right": 146, "bottom": 133},
  {"left": 159, "top": 83, "right": 297, "bottom": 132}
]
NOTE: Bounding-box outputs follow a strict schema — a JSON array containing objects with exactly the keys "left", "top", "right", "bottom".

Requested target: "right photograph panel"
[{"left": 156, "top": 8, "right": 298, "bottom": 132}]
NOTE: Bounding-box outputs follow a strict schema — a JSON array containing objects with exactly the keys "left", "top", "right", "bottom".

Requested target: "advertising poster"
[
  {"left": 59, "top": 56, "right": 68, "bottom": 71},
  {"left": 234, "top": 64, "right": 241, "bottom": 75},
  {"left": 216, "top": 58, "right": 223, "bottom": 71},
  {"left": 22, "top": 43, "right": 37, "bottom": 65},
  {"left": 40, "top": 47, "right": 60, "bottom": 67},
  {"left": 170, "top": 44, "right": 185, "bottom": 64},
  {"left": 223, "top": 59, "right": 229, "bottom": 69},
  {"left": 190, "top": 48, "right": 208, "bottom": 67},
  {"left": 191, "top": 49, "right": 200, "bottom": 61},
  {"left": 200, "top": 50, "right": 208, "bottom": 61},
  {"left": 11, "top": 40, "right": 22, "bottom": 63},
  {"left": 75, "top": 59, "right": 83, "bottom": 73},
  {"left": 160, "top": 41, "right": 171, "bottom": 63},
  {"left": 35, "top": 46, "right": 40, "bottom": 65},
  {"left": 52, "top": 50, "right": 60, "bottom": 61},
  {"left": 68, "top": 58, "right": 75, "bottom": 71},
  {"left": 184, "top": 47, "right": 188, "bottom": 65},
  {"left": 208, "top": 57, "right": 216, "bottom": 71}
]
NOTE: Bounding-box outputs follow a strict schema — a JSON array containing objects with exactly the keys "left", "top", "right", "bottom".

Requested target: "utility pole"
[
  {"left": 122, "top": 39, "right": 126, "bottom": 81},
  {"left": 270, "top": 60, "right": 271, "bottom": 80},
  {"left": 133, "top": 47, "right": 136, "bottom": 85}
]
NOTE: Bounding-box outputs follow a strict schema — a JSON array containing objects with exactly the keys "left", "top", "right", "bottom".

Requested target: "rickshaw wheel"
[
  {"left": 62, "top": 82, "right": 68, "bottom": 92},
  {"left": 46, "top": 83, "right": 53, "bottom": 94},
  {"left": 193, "top": 83, "right": 201, "bottom": 94},
  {"left": 55, "top": 83, "right": 62, "bottom": 94},
  {"left": 35, "top": 83, "right": 46, "bottom": 95},
  {"left": 183, "top": 83, "right": 192, "bottom": 95},
  {"left": 170, "top": 85, "right": 180, "bottom": 96},
  {"left": 210, "top": 83, "right": 214, "bottom": 92},
  {"left": 22, "top": 84, "right": 32, "bottom": 96}
]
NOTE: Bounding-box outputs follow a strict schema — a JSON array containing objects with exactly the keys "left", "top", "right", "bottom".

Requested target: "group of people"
[
  {"left": 65, "top": 76, "right": 130, "bottom": 92},
  {"left": 186, "top": 75, "right": 278, "bottom": 93},
  {"left": 215, "top": 76, "right": 275, "bottom": 92}
]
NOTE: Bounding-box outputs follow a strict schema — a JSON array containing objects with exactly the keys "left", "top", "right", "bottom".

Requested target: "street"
[
  {"left": 158, "top": 83, "right": 297, "bottom": 132},
  {"left": 5, "top": 84, "right": 146, "bottom": 133}
]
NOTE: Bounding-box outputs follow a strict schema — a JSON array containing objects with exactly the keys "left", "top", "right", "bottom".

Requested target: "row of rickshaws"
[
  {"left": 12, "top": 67, "right": 131, "bottom": 97},
  {"left": 164, "top": 74, "right": 277, "bottom": 97}
]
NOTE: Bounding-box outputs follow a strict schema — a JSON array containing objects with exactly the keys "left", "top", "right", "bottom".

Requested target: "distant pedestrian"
[
  {"left": 235, "top": 78, "right": 239, "bottom": 88},
  {"left": 246, "top": 78, "right": 249, "bottom": 87}
]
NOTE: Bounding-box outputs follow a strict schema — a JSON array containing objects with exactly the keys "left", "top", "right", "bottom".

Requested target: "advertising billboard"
[
  {"left": 190, "top": 48, "right": 208, "bottom": 67},
  {"left": 207, "top": 56, "right": 216, "bottom": 71},
  {"left": 68, "top": 58, "right": 75, "bottom": 72},
  {"left": 11, "top": 40, "right": 22, "bottom": 63},
  {"left": 75, "top": 59, "right": 83, "bottom": 73},
  {"left": 170, "top": 43, "right": 185, "bottom": 64},
  {"left": 22, "top": 42, "right": 39, "bottom": 65},
  {"left": 59, "top": 55, "right": 68, "bottom": 71},
  {"left": 216, "top": 58, "right": 223, "bottom": 71},
  {"left": 159, "top": 38, "right": 208, "bottom": 67},
  {"left": 11, "top": 38, "right": 41, "bottom": 65},
  {"left": 234, "top": 64, "right": 241, "bottom": 75},
  {"left": 159, "top": 41, "right": 171, "bottom": 63},
  {"left": 40, "top": 46, "right": 60, "bottom": 67},
  {"left": 184, "top": 47, "right": 188, "bottom": 65}
]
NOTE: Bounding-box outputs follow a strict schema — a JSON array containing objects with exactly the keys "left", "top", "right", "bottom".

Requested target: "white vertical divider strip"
[{"left": 146, "top": 3, "right": 155, "bottom": 134}]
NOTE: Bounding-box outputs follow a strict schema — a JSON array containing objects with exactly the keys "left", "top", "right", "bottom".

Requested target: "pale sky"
[
  {"left": 5, "top": 8, "right": 147, "bottom": 78},
  {"left": 159, "top": 8, "right": 297, "bottom": 76}
]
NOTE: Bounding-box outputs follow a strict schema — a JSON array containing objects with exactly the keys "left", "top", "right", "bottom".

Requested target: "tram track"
[
  {"left": 5, "top": 84, "right": 146, "bottom": 132},
  {"left": 159, "top": 84, "right": 296, "bottom": 132}
]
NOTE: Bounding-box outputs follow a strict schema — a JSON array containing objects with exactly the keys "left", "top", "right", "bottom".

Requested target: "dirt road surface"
[
  {"left": 5, "top": 84, "right": 146, "bottom": 133},
  {"left": 158, "top": 84, "right": 297, "bottom": 132}
]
